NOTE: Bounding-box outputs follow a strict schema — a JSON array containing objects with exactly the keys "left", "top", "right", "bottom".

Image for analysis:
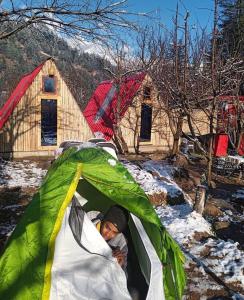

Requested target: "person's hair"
[{"left": 103, "top": 205, "right": 129, "bottom": 233}]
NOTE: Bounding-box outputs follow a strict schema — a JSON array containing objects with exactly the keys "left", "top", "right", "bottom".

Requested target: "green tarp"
[{"left": 0, "top": 147, "right": 186, "bottom": 299}]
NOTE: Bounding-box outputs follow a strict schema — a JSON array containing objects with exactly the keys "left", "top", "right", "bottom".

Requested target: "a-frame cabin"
[{"left": 0, "top": 58, "right": 93, "bottom": 158}]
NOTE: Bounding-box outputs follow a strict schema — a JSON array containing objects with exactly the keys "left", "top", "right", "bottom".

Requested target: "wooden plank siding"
[
  {"left": 0, "top": 59, "right": 93, "bottom": 158},
  {"left": 120, "top": 76, "right": 174, "bottom": 153},
  {"left": 120, "top": 76, "right": 209, "bottom": 153},
  {"left": 182, "top": 110, "right": 210, "bottom": 137}
]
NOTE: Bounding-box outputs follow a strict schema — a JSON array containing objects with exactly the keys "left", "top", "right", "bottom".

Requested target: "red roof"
[
  {"left": 0, "top": 62, "right": 45, "bottom": 129},
  {"left": 84, "top": 73, "right": 146, "bottom": 140}
]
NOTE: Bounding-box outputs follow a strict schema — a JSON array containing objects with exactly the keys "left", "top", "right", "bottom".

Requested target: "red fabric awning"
[{"left": 84, "top": 73, "right": 146, "bottom": 140}]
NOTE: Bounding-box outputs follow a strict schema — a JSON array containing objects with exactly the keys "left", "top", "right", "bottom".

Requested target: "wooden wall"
[
  {"left": 0, "top": 59, "right": 93, "bottom": 158},
  {"left": 121, "top": 76, "right": 173, "bottom": 153},
  {"left": 121, "top": 76, "right": 210, "bottom": 153},
  {"left": 182, "top": 110, "right": 209, "bottom": 136}
]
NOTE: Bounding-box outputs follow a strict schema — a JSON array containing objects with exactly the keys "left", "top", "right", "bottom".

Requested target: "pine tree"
[{"left": 219, "top": 0, "right": 244, "bottom": 56}]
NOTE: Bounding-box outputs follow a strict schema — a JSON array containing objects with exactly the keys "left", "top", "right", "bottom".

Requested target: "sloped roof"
[
  {"left": 83, "top": 73, "right": 146, "bottom": 140},
  {"left": 0, "top": 61, "right": 45, "bottom": 130}
]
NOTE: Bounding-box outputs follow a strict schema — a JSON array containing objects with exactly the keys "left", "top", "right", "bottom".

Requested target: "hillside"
[{"left": 0, "top": 26, "right": 112, "bottom": 110}]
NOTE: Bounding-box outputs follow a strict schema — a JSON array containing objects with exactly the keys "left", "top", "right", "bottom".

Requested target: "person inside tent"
[{"left": 87, "top": 205, "right": 128, "bottom": 270}]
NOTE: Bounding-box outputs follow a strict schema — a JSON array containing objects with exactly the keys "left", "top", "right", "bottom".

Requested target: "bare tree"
[
  {"left": 141, "top": 7, "right": 191, "bottom": 156},
  {"left": 103, "top": 41, "right": 148, "bottom": 154},
  {"left": 189, "top": 0, "right": 244, "bottom": 184},
  {"left": 0, "top": 0, "right": 144, "bottom": 41}
]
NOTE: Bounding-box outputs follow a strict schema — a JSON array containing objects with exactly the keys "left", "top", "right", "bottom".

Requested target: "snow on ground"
[
  {"left": 123, "top": 161, "right": 167, "bottom": 195},
  {"left": 202, "top": 239, "right": 244, "bottom": 285},
  {"left": 232, "top": 187, "right": 244, "bottom": 200},
  {"left": 157, "top": 203, "right": 244, "bottom": 290},
  {"left": 123, "top": 160, "right": 244, "bottom": 295},
  {"left": 0, "top": 160, "right": 48, "bottom": 242},
  {"left": 0, "top": 159, "right": 47, "bottom": 188},
  {"left": 156, "top": 204, "right": 212, "bottom": 245},
  {"left": 123, "top": 160, "right": 183, "bottom": 200},
  {"left": 142, "top": 160, "right": 175, "bottom": 180},
  {"left": 142, "top": 160, "right": 185, "bottom": 200}
]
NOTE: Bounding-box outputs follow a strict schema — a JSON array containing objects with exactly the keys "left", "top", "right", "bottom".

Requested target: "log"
[{"left": 193, "top": 185, "right": 207, "bottom": 215}]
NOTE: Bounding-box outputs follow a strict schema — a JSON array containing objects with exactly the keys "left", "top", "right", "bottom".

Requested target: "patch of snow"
[
  {"left": 65, "top": 37, "right": 110, "bottom": 59},
  {"left": 204, "top": 239, "right": 244, "bottom": 286},
  {"left": 0, "top": 160, "right": 47, "bottom": 188},
  {"left": 108, "top": 159, "right": 116, "bottom": 167},
  {"left": 76, "top": 142, "right": 97, "bottom": 150},
  {"left": 232, "top": 188, "right": 244, "bottom": 200},
  {"left": 186, "top": 280, "right": 222, "bottom": 294},
  {"left": 232, "top": 293, "right": 244, "bottom": 300},
  {"left": 2, "top": 204, "right": 22, "bottom": 210},
  {"left": 219, "top": 213, "right": 232, "bottom": 222},
  {"left": 0, "top": 224, "right": 16, "bottom": 236},
  {"left": 158, "top": 202, "right": 244, "bottom": 292},
  {"left": 122, "top": 161, "right": 167, "bottom": 195},
  {"left": 156, "top": 204, "right": 212, "bottom": 245},
  {"left": 142, "top": 160, "right": 183, "bottom": 200},
  {"left": 142, "top": 160, "right": 175, "bottom": 180}
]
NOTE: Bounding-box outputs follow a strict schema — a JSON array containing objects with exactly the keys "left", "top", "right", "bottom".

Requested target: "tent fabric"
[
  {"left": 0, "top": 61, "right": 45, "bottom": 129},
  {"left": 0, "top": 147, "right": 186, "bottom": 300},
  {"left": 50, "top": 205, "right": 131, "bottom": 300},
  {"left": 130, "top": 214, "right": 165, "bottom": 299},
  {"left": 83, "top": 73, "right": 146, "bottom": 140},
  {"left": 238, "top": 132, "right": 244, "bottom": 156},
  {"left": 214, "top": 134, "right": 229, "bottom": 157}
]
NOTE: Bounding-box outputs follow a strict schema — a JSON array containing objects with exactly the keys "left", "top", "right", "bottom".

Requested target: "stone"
[
  {"left": 213, "top": 221, "right": 230, "bottom": 231},
  {"left": 172, "top": 153, "right": 189, "bottom": 168},
  {"left": 148, "top": 192, "right": 167, "bottom": 206},
  {"left": 204, "top": 202, "right": 223, "bottom": 217}
]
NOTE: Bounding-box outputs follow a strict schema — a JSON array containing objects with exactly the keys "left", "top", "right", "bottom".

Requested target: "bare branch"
[{"left": 0, "top": 0, "right": 147, "bottom": 41}]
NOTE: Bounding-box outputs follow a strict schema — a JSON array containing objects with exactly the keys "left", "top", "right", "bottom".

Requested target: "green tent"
[{"left": 0, "top": 147, "right": 186, "bottom": 299}]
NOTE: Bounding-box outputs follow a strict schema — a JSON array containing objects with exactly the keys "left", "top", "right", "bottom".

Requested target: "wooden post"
[{"left": 193, "top": 185, "right": 207, "bottom": 215}]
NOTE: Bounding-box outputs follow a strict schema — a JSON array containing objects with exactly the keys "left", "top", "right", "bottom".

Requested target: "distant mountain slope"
[{"left": 0, "top": 26, "right": 112, "bottom": 110}]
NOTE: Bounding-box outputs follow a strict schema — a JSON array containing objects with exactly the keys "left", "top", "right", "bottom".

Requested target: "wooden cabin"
[
  {"left": 84, "top": 74, "right": 209, "bottom": 153},
  {"left": 0, "top": 58, "right": 93, "bottom": 158}
]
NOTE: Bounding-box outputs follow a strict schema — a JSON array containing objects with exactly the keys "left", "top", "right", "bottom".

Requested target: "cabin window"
[
  {"left": 143, "top": 87, "right": 151, "bottom": 99},
  {"left": 43, "top": 75, "right": 56, "bottom": 93},
  {"left": 140, "top": 103, "right": 152, "bottom": 141},
  {"left": 41, "top": 99, "right": 57, "bottom": 146}
]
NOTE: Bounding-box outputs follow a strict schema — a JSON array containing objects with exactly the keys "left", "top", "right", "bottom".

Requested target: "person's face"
[{"left": 100, "top": 221, "right": 119, "bottom": 241}]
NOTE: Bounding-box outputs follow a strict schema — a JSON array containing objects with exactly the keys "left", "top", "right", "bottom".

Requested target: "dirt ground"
[
  {"left": 173, "top": 160, "right": 244, "bottom": 299},
  {"left": 175, "top": 162, "right": 244, "bottom": 250}
]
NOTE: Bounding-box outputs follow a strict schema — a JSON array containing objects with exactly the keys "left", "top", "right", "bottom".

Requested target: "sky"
[
  {"left": 1, "top": 0, "right": 215, "bottom": 33},
  {"left": 0, "top": 0, "right": 215, "bottom": 55},
  {"left": 127, "top": 0, "right": 214, "bottom": 32}
]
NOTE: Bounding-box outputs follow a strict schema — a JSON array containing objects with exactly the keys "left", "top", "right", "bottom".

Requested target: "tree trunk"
[
  {"left": 207, "top": 97, "right": 216, "bottom": 186},
  {"left": 113, "top": 124, "right": 128, "bottom": 154},
  {"left": 172, "top": 116, "right": 183, "bottom": 155},
  {"left": 133, "top": 117, "right": 140, "bottom": 154},
  {"left": 207, "top": 135, "right": 214, "bottom": 186}
]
